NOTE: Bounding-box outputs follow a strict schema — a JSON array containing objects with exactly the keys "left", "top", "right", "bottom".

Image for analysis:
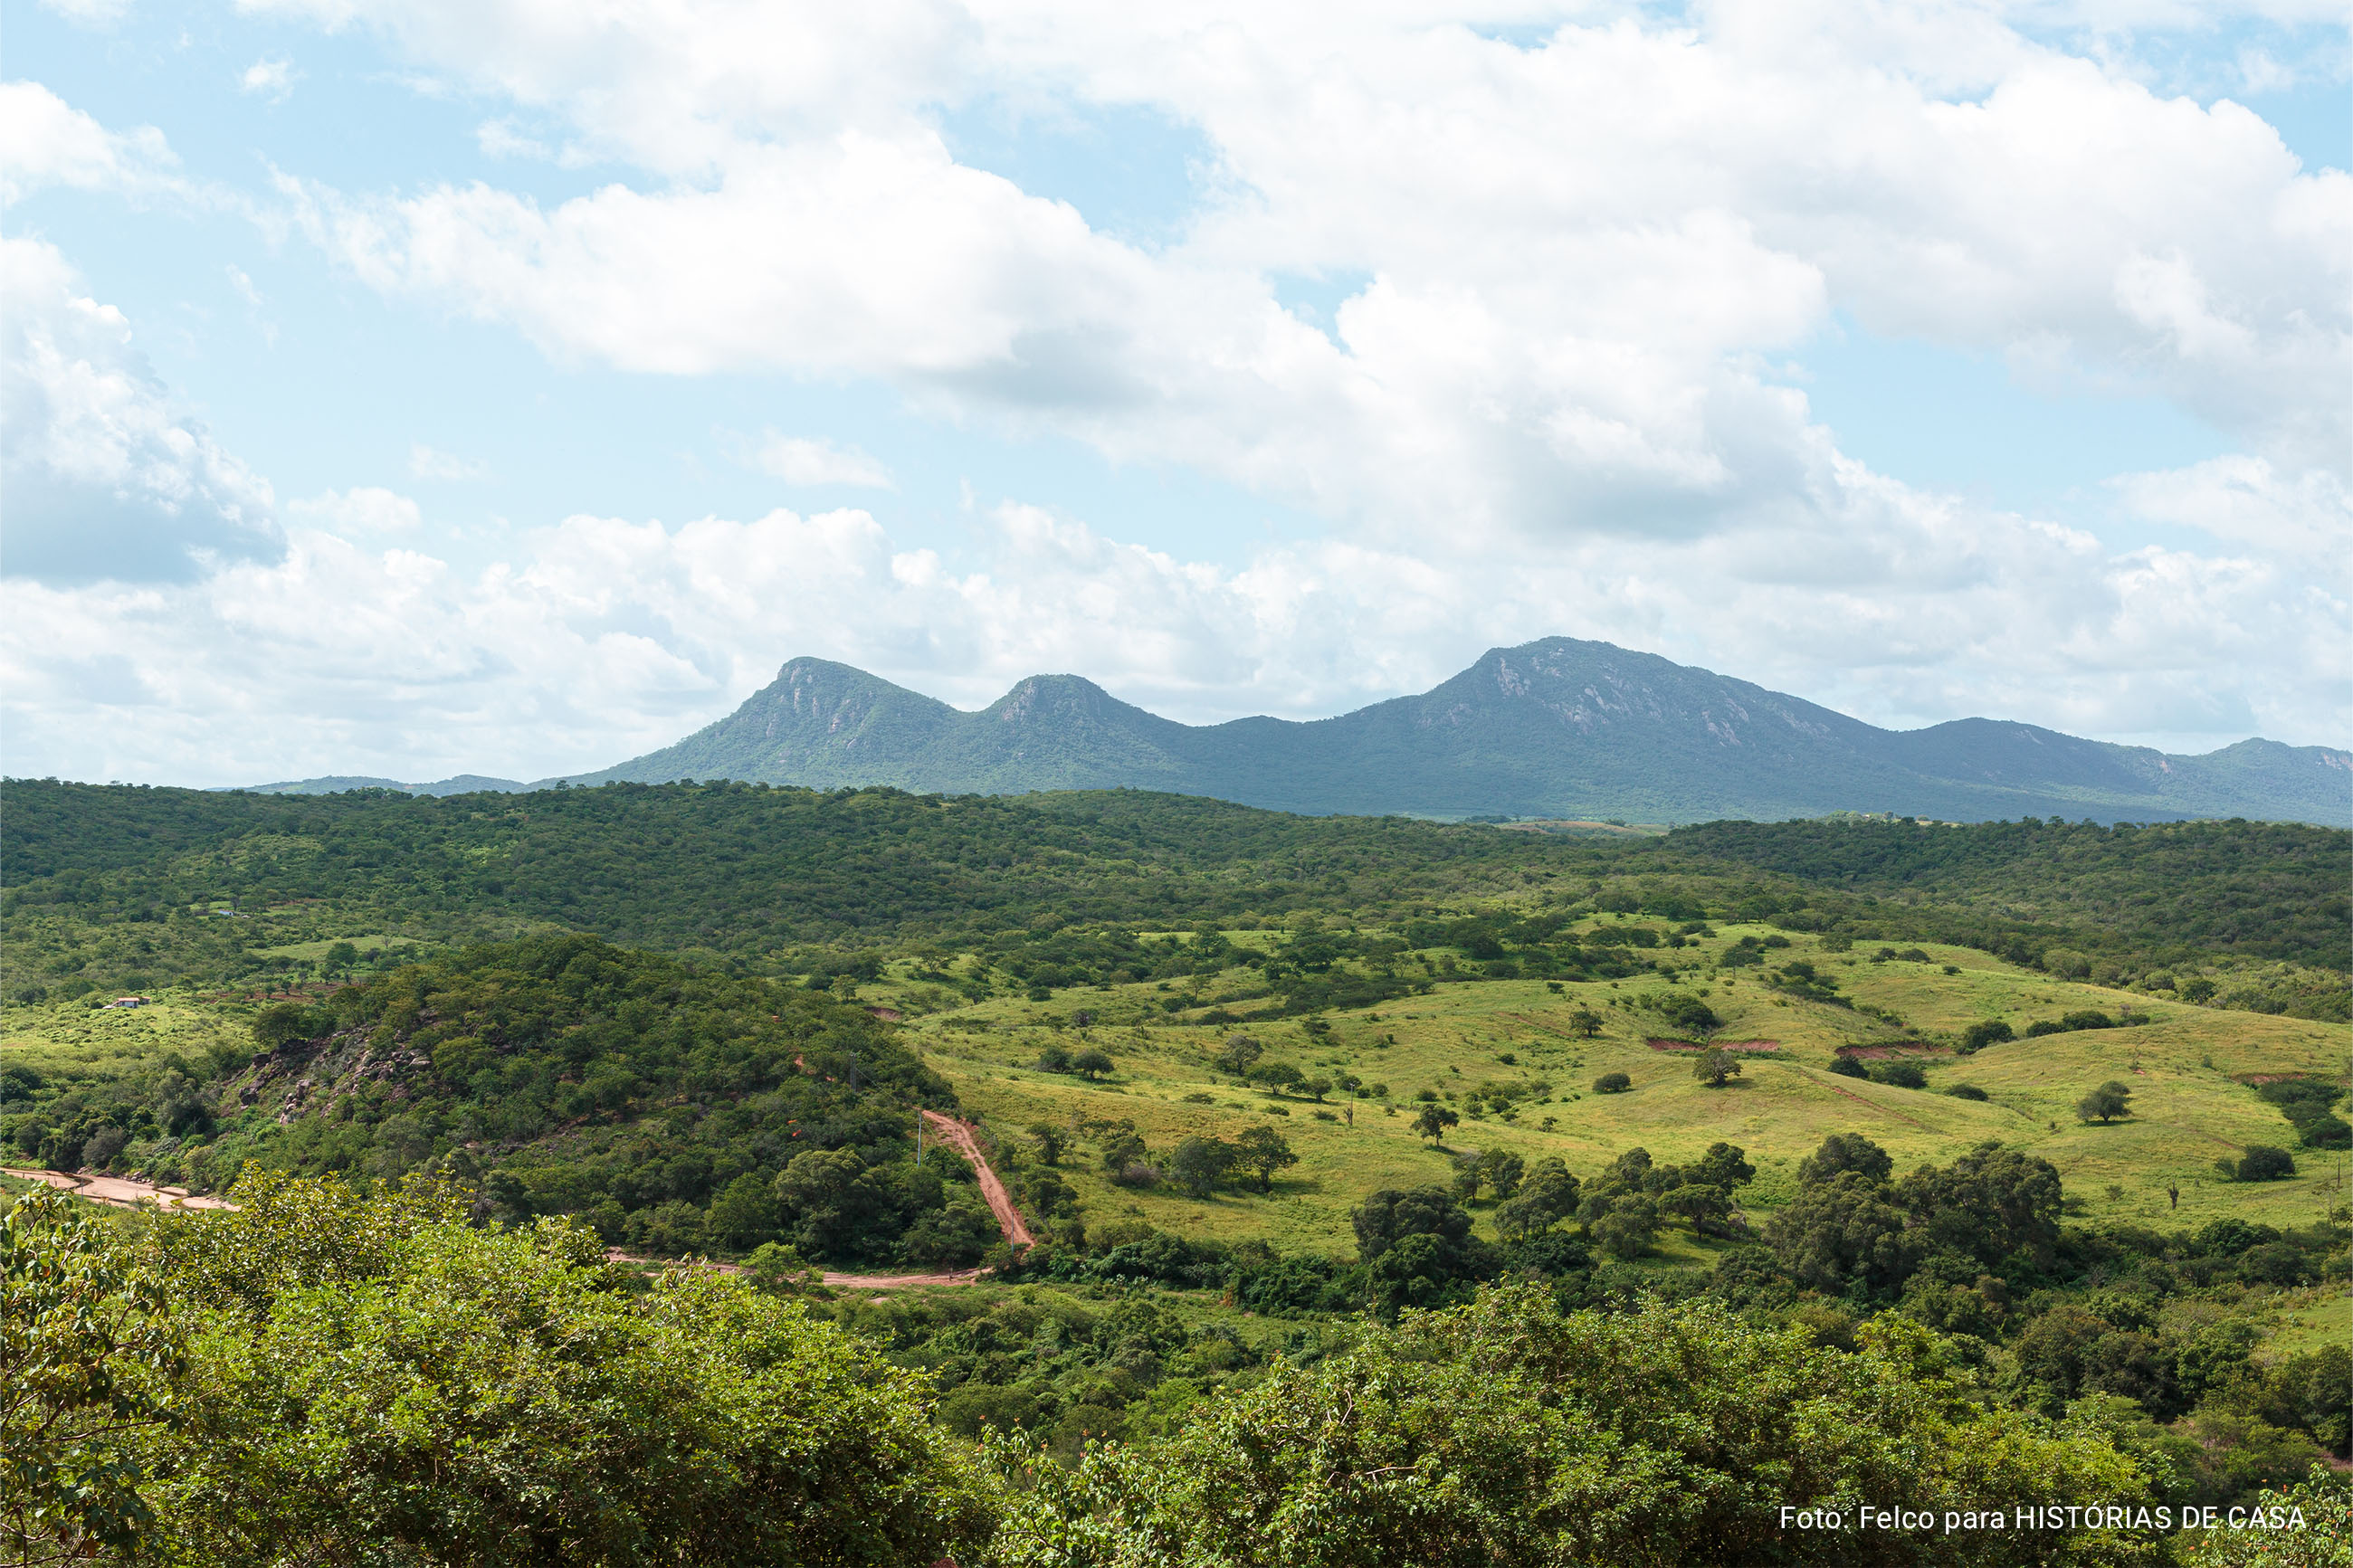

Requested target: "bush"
[
  {"left": 2060, "top": 1010, "right": 2115, "bottom": 1031},
  {"left": 986, "top": 1291, "right": 2152, "bottom": 1568},
  {"left": 1959, "top": 1020, "right": 2014, "bottom": 1052},
  {"left": 2233, "top": 1145, "right": 2298, "bottom": 1183},
  {"left": 119, "top": 1174, "right": 997, "bottom": 1564},
  {"left": 1867, "top": 1061, "right": 1927, "bottom": 1090},
  {"left": 1827, "top": 1056, "right": 1869, "bottom": 1079},
  {"left": 1592, "top": 1072, "right": 1632, "bottom": 1094},
  {"left": 1944, "top": 1084, "right": 1988, "bottom": 1101}
]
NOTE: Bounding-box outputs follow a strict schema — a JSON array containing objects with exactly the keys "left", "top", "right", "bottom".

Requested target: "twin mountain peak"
[{"left": 267, "top": 637, "right": 2348, "bottom": 825}]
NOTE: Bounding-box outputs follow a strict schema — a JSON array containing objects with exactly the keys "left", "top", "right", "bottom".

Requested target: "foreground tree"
[
  {"left": 94, "top": 1169, "right": 996, "bottom": 1567},
  {"left": 986, "top": 1288, "right": 2152, "bottom": 1567},
  {"left": 3, "top": 1190, "right": 186, "bottom": 1567}
]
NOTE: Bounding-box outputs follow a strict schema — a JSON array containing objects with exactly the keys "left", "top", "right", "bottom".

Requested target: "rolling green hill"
[
  {"left": 5, "top": 781, "right": 2346, "bottom": 1020},
  {"left": 6, "top": 776, "right": 2347, "bottom": 1549}
]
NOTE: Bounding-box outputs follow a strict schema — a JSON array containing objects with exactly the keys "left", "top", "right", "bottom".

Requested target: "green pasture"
[{"left": 902, "top": 927, "right": 2348, "bottom": 1251}]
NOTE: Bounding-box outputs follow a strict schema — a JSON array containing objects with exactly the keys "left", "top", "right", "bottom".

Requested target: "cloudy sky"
[{"left": 4, "top": 0, "right": 2347, "bottom": 787}]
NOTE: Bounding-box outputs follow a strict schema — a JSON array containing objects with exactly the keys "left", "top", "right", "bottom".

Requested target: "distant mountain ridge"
[
  {"left": 241, "top": 774, "right": 529, "bottom": 798},
  {"left": 243, "top": 638, "right": 2352, "bottom": 825}
]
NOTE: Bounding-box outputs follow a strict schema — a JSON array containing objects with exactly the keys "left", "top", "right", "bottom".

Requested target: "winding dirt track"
[
  {"left": 6, "top": 1113, "right": 1030, "bottom": 1294},
  {"left": 4, "top": 1167, "right": 236, "bottom": 1210},
  {"left": 923, "top": 1109, "right": 1032, "bottom": 1248},
  {"left": 821, "top": 1113, "right": 1032, "bottom": 1290}
]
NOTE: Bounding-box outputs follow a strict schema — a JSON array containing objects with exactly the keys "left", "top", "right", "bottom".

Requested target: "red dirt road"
[
  {"left": 812, "top": 1113, "right": 1031, "bottom": 1290},
  {"left": 923, "top": 1108, "right": 1032, "bottom": 1248},
  {"left": 8, "top": 1111, "right": 1034, "bottom": 1296},
  {"left": 5, "top": 1167, "right": 236, "bottom": 1210}
]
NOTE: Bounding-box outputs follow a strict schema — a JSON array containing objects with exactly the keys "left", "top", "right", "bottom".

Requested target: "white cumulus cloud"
[
  {"left": 1, "top": 237, "right": 281, "bottom": 584},
  {"left": 239, "top": 56, "right": 301, "bottom": 102},
  {"left": 0, "top": 80, "right": 179, "bottom": 204},
  {"left": 751, "top": 434, "right": 895, "bottom": 488},
  {"left": 286, "top": 487, "right": 425, "bottom": 535}
]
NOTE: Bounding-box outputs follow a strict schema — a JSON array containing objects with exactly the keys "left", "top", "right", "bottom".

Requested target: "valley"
[{"left": 5, "top": 778, "right": 2346, "bottom": 1563}]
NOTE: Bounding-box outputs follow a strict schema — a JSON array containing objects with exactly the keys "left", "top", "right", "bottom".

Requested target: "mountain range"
[{"left": 243, "top": 638, "right": 2351, "bottom": 826}]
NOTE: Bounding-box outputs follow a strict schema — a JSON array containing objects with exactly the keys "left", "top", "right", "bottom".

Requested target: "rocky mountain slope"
[{"left": 548, "top": 639, "right": 2349, "bottom": 824}]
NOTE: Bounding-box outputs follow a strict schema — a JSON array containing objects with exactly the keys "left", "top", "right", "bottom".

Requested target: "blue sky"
[{"left": 4, "top": 0, "right": 2347, "bottom": 785}]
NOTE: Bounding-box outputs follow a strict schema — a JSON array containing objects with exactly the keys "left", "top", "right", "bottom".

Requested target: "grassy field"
[
  {"left": 6, "top": 917, "right": 2341, "bottom": 1259},
  {"left": 1, "top": 993, "right": 248, "bottom": 1085},
  {"left": 892, "top": 925, "right": 2349, "bottom": 1252}
]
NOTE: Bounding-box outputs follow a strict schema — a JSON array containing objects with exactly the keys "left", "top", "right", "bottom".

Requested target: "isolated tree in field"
[
  {"left": 1692, "top": 1048, "right": 1742, "bottom": 1088},
  {"left": 1302, "top": 1076, "right": 1333, "bottom": 1102},
  {"left": 1071, "top": 1049, "right": 1114, "bottom": 1081},
  {"left": 1592, "top": 1072, "right": 1631, "bottom": 1094},
  {"left": 1413, "top": 1104, "right": 1460, "bottom": 1144},
  {"left": 1248, "top": 1061, "right": 1304, "bottom": 1095},
  {"left": 1215, "top": 1034, "right": 1262, "bottom": 1076},
  {"left": 325, "top": 941, "right": 359, "bottom": 979},
  {"left": 1229, "top": 1126, "right": 1297, "bottom": 1193},
  {"left": 1567, "top": 1004, "right": 1605, "bottom": 1038},
  {"left": 2075, "top": 1081, "right": 2133, "bottom": 1124},
  {"left": 1169, "top": 1136, "right": 1232, "bottom": 1199}
]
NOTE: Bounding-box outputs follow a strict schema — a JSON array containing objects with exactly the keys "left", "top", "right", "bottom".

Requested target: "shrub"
[
  {"left": 1944, "top": 1085, "right": 1988, "bottom": 1101},
  {"left": 1592, "top": 1072, "right": 1632, "bottom": 1095},
  {"left": 1827, "top": 1056, "right": 1869, "bottom": 1079},
  {"left": 2233, "top": 1145, "right": 2298, "bottom": 1183},
  {"left": 1867, "top": 1061, "right": 1927, "bottom": 1090},
  {"left": 1959, "top": 1021, "right": 2014, "bottom": 1052}
]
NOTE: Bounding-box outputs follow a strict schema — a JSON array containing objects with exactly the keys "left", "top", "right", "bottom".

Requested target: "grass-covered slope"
[{"left": 893, "top": 921, "right": 2347, "bottom": 1255}]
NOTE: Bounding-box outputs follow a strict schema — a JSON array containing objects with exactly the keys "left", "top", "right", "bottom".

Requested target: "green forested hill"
[
  {"left": 2, "top": 779, "right": 1593, "bottom": 946},
  {"left": 9, "top": 934, "right": 987, "bottom": 1264},
  {"left": 5, "top": 779, "right": 2348, "bottom": 1018},
  {"left": 1670, "top": 817, "right": 2353, "bottom": 971}
]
